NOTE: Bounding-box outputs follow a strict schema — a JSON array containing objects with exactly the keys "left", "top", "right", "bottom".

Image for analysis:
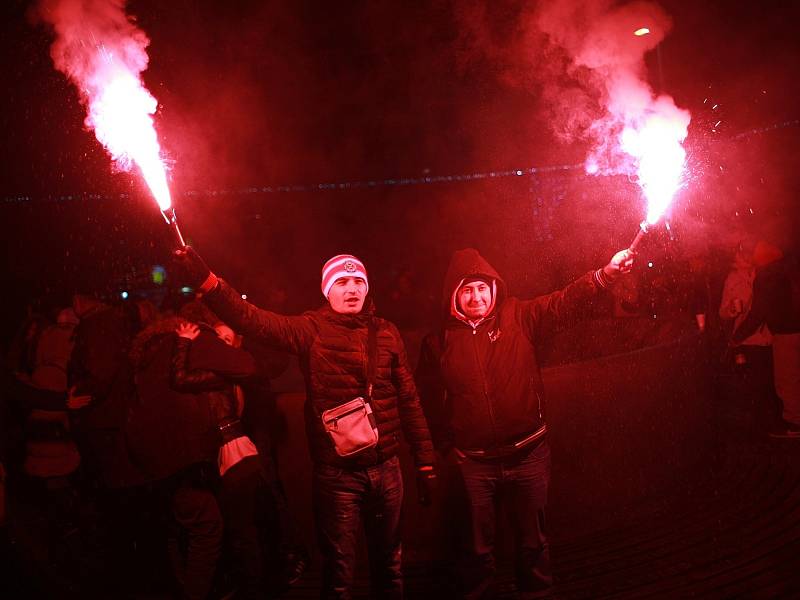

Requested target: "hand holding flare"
[
  {"left": 162, "top": 207, "right": 187, "bottom": 250},
  {"left": 605, "top": 248, "right": 636, "bottom": 279}
]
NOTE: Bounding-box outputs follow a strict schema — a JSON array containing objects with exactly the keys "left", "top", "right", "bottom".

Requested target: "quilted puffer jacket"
[{"left": 204, "top": 282, "right": 434, "bottom": 469}]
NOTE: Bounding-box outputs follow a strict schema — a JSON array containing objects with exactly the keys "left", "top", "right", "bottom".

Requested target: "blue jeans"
[
  {"left": 312, "top": 456, "right": 404, "bottom": 600},
  {"left": 456, "top": 441, "right": 552, "bottom": 599}
]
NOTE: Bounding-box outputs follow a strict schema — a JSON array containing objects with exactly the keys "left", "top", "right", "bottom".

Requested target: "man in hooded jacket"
[
  {"left": 416, "top": 247, "right": 634, "bottom": 598},
  {"left": 173, "top": 249, "right": 436, "bottom": 600}
]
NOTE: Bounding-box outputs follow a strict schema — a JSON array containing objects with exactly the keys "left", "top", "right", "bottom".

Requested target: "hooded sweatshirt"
[{"left": 416, "top": 248, "right": 605, "bottom": 452}]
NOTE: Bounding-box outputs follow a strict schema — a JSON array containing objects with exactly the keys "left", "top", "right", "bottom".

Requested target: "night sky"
[{"left": 0, "top": 0, "right": 798, "bottom": 331}]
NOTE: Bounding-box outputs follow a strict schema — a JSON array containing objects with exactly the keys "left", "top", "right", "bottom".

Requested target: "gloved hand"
[
  {"left": 416, "top": 466, "right": 437, "bottom": 507},
  {"left": 171, "top": 246, "right": 217, "bottom": 292},
  {"left": 597, "top": 248, "right": 635, "bottom": 287}
]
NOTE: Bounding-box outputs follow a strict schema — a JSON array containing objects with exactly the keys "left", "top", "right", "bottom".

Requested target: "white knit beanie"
[{"left": 321, "top": 254, "right": 369, "bottom": 297}]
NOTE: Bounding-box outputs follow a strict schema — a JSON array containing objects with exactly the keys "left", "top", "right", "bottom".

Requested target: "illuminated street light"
[{"left": 633, "top": 27, "right": 664, "bottom": 90}]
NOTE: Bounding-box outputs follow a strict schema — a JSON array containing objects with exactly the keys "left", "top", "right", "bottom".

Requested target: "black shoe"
[
  {"left": 283, "top": 549, "right": 309, "bottom": 587},
  {"left": 768, "top": 420, "right": 800, "bottom": 438}
]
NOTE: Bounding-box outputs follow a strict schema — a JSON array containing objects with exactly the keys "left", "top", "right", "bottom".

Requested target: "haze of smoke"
[
  {"left": 34, "top": 0, "right": 156, "bottom": 173},
  {"left": 453, "top": 1, "right": 689, "bottom": 177},
  {"left": 536, "top": 0, "right": 689, "bottom": 177}
]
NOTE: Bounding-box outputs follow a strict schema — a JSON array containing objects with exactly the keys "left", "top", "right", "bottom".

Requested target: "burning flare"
[
  {"left": 37, "top": 0, "right": 172, "bottom": 213},
  {"left": 90, "top": 66, "right": 172, "bottom": 211},
  {"left": 535, "top": 1, "right": 691, "bottom": 237},
  {"left": 620, "top": 101, "right": 689, "bottom": 225}
]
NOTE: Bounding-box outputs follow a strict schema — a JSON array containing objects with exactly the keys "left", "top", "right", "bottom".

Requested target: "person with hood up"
[
  {"left": 416, "top": 247, "right": 634, "bottom": 599},
  {"left": 172, "top": 249, "right": 436, "bottom": 600}
]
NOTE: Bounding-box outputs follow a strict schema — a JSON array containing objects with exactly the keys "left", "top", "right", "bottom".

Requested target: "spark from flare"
[{"left": 37, "top": 0, "right": 172, "bottom": 211}]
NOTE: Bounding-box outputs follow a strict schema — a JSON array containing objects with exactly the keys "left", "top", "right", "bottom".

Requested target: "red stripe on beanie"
[{"left": 321, "top": 254, "right": 369, "bottom": 297}]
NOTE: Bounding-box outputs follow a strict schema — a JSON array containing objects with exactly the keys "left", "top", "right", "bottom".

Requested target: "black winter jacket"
[
  {"left": 127, "top": 319, "right": 249, "bottom": 480},
  {"left": 733, "top": 257, "right": 800, "bottom": 341},
  {"left": 171, "top": 328, "right": 260, "bottom": 442},
  {"left": 67, "top": 304, "right": 146, "bottom": 488},
  {"left": 204, "top": 281, "right": 435, "bottom": 469},
  {"left": 125, "top": 318, "right": 255, "bottom": 479},
  {"left": 416, "top": 248, "right": 606, "bottom": 453}
]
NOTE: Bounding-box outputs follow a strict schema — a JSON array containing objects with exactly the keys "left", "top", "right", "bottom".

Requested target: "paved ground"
[
  {"left": 3, "top": 432, "right": 799, "bottom": 598},
  {"left": 279, "top": 438, "right": 800, "bottom": 599}
]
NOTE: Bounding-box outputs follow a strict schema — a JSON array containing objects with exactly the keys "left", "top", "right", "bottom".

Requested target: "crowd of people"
[
  {"left": 2, "top": 293, "right": 309, "bottom": 599},
  {"left": 0, "top": 235, "right": 797, "bottom": 599},
  {"left": 718, "top": 239, "right": 800, "bottom": 438}
]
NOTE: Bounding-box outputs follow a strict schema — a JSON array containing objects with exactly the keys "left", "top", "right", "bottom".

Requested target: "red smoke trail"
[
  {"left": 537, "top": 0, "right": 690, "bottom": 225},
  {"left": 36, "top": 0, "right": 172, "bottom": 213}
]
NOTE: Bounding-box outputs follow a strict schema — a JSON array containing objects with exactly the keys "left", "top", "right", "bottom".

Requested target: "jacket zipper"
[
  {"left": 471, "top": 321, "right": 497, "bottom": 443},
  {"left": 361, "top": 333, "right": 369, "bottom": 398},
  {"left": 536, "top": 389, "right": 543, "bottom": 421},
  {"left": 329, "top": 404, "right": 365, "bottom": 427}
]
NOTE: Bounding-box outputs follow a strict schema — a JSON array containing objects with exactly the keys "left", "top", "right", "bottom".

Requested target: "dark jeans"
[
  {"left": 724, "top": 345, "right": 781, "bottom": 433},
  {"left": 217, "top": 455, "right": 268, "bottom": 600},
  {"left": 456, "top": 441, "right": 552, "bottom": 599},
  {"left": 312, "top": 455, "right": 404, "bottom": 600},
  {"left": 257, "top": 444, "right": 307, "bottom": 557},
  {"left": 166, "top": 465, "right": 223, "bottom": 600}
]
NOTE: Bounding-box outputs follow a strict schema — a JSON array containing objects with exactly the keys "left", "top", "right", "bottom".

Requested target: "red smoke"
[
  {"left": 35, "top": 0, "right": 172, "bottom": 210},
  {"left": 536, "top": 0, "right": 690, "bottom": 220}
]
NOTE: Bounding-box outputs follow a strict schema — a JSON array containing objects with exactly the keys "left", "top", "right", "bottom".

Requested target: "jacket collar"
[
  {"left": 447, "top": 311, "right": 497, "bottom": 331},
  {"left": 315, "top": 297, "right": 376, "bottom": 329}
]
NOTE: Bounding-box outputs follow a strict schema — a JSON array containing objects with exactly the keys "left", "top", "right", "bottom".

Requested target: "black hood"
[{"left": 442, "top": 248, "right": 507, "bottom": 318}]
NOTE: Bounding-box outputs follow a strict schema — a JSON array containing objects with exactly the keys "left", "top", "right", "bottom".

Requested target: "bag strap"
[{"left": 366, "top": 317, "right": 377, "bottom": 402}]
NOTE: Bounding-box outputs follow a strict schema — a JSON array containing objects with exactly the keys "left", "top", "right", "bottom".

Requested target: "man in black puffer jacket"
[
  {"left": 173, "top": 250, "right": 435, "bottom": 600},
  {"left": 416, "top": 247, "right": 634, "bottom": 599}
]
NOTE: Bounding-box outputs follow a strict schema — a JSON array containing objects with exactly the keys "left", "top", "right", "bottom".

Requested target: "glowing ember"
[
  {"left": 90, "top": 69, "right": 172, "bottom": 211},
  {"left": 620, "top": 102, "right": 690, "bottom": 224}
]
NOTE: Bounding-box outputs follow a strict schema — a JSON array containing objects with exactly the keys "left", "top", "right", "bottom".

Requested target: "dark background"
[{"left": 1, "top": 0, "right": 798, "bottom": 339}]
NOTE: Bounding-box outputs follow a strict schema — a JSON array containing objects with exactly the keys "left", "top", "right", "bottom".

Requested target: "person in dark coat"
[
  {"left": 128, "top": 316, "right": 229, "bottom": 600},
  {"left": 66, "top": 298, "right": 158, "bottom": 588},
  {"left": 68, "top": 299, "right": 156, "bottom": 489},
  {"left": 173, "top": 249, "right": 436, "bottom": 600},
  {"left": 415, "top": 247, "right": 633, "bottom": 599},
  {"left": 237, "top": 334, "right": 312, "bottom": 590},
  {"left": 732, "top": 242, "right": 800, "bottom": 438},
  {"left": 171, "top": 317, "right": 270, "bottom": 600}
]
